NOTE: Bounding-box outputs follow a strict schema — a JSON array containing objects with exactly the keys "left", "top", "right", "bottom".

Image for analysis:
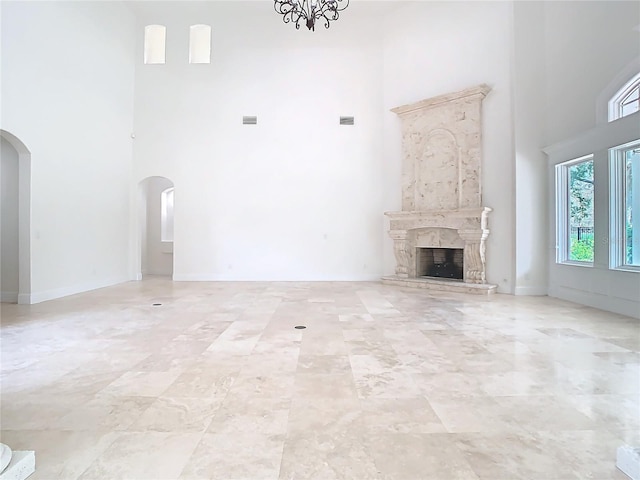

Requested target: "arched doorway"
[
  {"left": 138, "top": 176, "right": 174, "bottom": 279},
  {"left": 0, "top": 130, "right": 31, "bottom": 304}
]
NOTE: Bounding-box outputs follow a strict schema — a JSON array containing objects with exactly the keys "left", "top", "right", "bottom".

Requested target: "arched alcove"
[
  {"left": 137, "top": 176, "right": 175, "bottom": 279},
  {"left": 0, "top": 129, "right": 31, "bottom": 304}
]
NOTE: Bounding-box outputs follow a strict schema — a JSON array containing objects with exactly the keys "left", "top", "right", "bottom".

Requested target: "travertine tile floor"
[{"left": 1, "top": 278, "right": 639, "bottom": 479}]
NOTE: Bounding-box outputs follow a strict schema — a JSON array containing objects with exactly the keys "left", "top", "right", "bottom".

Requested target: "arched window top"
[
  {"left": 144, "top": 24, "right": 166, "bottom": 65},
  {"left": 609, "top": 72, "right": 640, "bottom": 122}
]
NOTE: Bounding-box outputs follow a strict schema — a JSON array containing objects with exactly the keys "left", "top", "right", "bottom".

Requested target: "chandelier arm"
[
  {"left": 319, "top": 0, "right": 346, "bottom": 28},
  {"left": 327, "top": 0, "right": 349, "bottom": 12},
  {"left": 277, "top": 2, "right": 294, "bottom": 23},
  {"left": 319, "top": 6, "right": 339, "bottom": 28},
  {"left": 279, "top": 7, "right": 305, "bottom": 29},
  {"left": 274, "top": 0, "right": 290, "bottom": 15},
  {"left": 295, "top": 14, "right": 306, "bottom": 30}
]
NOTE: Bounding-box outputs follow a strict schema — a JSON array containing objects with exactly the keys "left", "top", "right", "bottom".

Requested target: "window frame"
[
  {"left": 609, "top": 139, "right": 640, "bottom": 272},
  {"left": 555, "top": 154, "right": 595, "bottom": 266},
  {"left": 608, "top": 72, "right": 640, "bottom": 122}
]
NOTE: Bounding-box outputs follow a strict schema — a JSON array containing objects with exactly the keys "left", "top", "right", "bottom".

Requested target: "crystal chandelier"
[{"left": 274, "top": 0, "right": 349, "bottom": 31}]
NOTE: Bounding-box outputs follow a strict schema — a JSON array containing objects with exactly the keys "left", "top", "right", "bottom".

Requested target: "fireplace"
[
  {"left": 417, "top": 248, "right": 463, "bottom": 280},
  {"left": 382, "top": 84, "right": 497, "bottom": 294}
]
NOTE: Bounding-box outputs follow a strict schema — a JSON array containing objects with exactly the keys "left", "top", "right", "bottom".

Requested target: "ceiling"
[{"left": 125, "top": 0, "right": 409, "bottom": 22}]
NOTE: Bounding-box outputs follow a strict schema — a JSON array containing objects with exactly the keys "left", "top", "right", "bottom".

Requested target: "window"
[
  {"left": 608, "top": 72, "right": 640, "bottom": 121},
  {"left": 189, "top": 25, "right": 211, "bottom": 64},
  {"left": 610, "top": 140, "right": 640, "bottom": 270},
  {"left": 556, "top": 155, "right": 594, "bottom": 264},
  {"left": 144, "top": 25, "right": 166, "bottom": 65},
  {"left": 161, "top": 187, "right": 174, "bottom": 242}
]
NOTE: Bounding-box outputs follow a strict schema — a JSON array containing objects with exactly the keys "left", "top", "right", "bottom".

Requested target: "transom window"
[{"left": 608, "top": 72, "right": 640, "bottom": 121}]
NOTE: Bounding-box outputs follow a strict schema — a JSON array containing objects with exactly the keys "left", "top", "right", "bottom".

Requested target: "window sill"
[
  {"left": 611, "top": 265, "right": 640, "bottom": 273},
  {"left": 558, "top": 261, "right": 594, "bottom": 268}
]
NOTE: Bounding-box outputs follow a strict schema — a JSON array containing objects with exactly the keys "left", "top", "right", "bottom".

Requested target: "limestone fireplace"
[{"left": 383, "top": 85, "right": 497, "bottom": 294}]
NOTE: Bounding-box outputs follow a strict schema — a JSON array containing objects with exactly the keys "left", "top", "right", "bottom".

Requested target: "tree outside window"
[{"left": 568, "top": 160, "right": 595, "bottom": 261}]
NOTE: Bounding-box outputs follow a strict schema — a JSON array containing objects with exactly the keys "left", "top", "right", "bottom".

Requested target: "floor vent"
[
  {"left": 243, "top": 116, "right": 257, "bottom": 125},
  {"left": 340, "top": 116, "right": 354, "bottom": 125}
]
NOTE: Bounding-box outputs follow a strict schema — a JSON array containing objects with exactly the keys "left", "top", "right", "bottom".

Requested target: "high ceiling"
[{"left": 125, "top": 0, "right": 408, "bottom": 23}]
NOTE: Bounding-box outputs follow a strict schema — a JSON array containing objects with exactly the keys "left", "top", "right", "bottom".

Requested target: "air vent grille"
[
  {"left": 243, "top": 116, "right": 257, "bottom": 125},
  {"left": 340, "top": 116, "right": 355, "bottom": 125}
]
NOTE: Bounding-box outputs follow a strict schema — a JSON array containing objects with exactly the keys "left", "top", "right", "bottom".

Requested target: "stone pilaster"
[{"left": 390, "top": 230, "right": 410, "bottom": 277}]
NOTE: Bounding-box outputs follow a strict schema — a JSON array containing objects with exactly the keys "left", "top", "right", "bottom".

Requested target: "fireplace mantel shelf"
[
  {"left": 385, "top": 208, "right": 491, "bottom": 234},
  {"left": 385, "top": 207, "right": 492, "bottom": 219}
]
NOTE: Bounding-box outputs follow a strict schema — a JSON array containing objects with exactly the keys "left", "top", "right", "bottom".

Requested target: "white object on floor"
[
  {"left": 0, "top": 444, "right": 11, "bottom": 473},
  {"left": 0, "top": 451, "right": 35, "bottom": 480},
  {"left": 617, "top": 445, "right": 640, "bottom": 480}
]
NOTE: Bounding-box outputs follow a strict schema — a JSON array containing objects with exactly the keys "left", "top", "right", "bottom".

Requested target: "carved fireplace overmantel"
[{"left": 383, "top": 85, "right": 497, "bottom": 294}]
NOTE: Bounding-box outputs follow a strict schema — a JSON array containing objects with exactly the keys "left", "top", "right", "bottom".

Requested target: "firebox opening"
[{"left": 417, "top": 247, "right": 463, "bottom": 281}]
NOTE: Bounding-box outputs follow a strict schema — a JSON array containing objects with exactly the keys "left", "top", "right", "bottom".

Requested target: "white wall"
[
  {"left": 1, "top": 138, "right": 19, "bottom": 301},
  {"left": 382, "top": 1, "right": 515, "bottom": 293},
  {"left": 131, "top": 2, "right": 385, "bottom": 281},
  {"left": 1, "top": 1, "right": 136, "bottom": 302},
  {"left": 543, "top": 1, "right": 640, "bottom": 318},
  {"left": 512, "top": 1, "right": 548, "bottom": 295}
]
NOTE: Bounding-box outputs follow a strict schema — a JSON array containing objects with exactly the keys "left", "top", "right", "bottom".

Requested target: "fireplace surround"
[{"left": 383, "top": 85, "right": 497, "bottom": 294}]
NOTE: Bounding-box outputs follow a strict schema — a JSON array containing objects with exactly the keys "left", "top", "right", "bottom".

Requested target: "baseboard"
[
  {"left": 17, "top": 293, "right": 31, "bottom": 305},
  {"left": 172, "top": 273, "right": 383, "bottom": 282},
  {"left": 514, "top": 286, "right": 548, "bottom": 296},
  {"left": 1, "top": 291, "right": 18, "bottom": 303},
  {"left": 28, "top": 276, "right": 130, "bottom": 304},
  {"left": 549, "top": 285, "right": 640, "bottom": 319}
]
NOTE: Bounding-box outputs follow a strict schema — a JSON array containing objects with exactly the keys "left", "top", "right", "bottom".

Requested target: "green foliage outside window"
[
  {"left": 568, "top": 160, "right": 594, "bottom": 262},
  {"left": 571, "top": 237, "right": 595, "bottom": 262}
]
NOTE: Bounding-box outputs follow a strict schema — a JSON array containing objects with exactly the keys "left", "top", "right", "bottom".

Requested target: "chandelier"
[{"left": 274, "top": 0, "right": 349, "bottom": 31}]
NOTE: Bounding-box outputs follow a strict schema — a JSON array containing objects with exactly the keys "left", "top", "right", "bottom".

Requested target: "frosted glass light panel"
[
  {"left": 189, "top": 25, "right": 211, "bottom": 64},
  {"left": 567, "top": 159, "right": 594, "bottom": 262},
  {"left": 144, "top": 25, "right": 166, "bottom": 64}
]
